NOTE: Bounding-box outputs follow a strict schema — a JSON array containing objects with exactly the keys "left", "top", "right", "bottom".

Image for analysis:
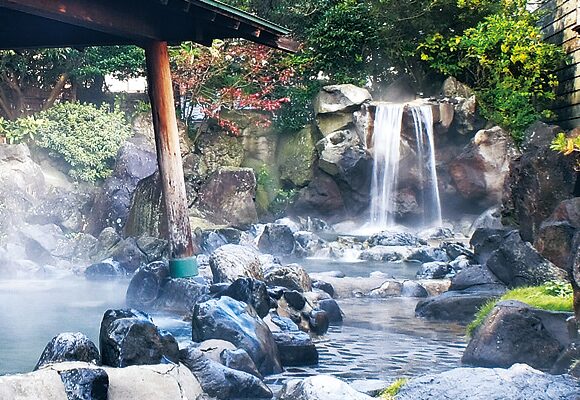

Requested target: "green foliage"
[
  {"left": 380, "top": 378, "right": 408, "bottom": 399},
  {"left": 551, "top": 132, "right": 580, "bottom": 170},
  {"left": 33, "top": 102, "right": 132, "bottom": 182},
  {"left": 269, "top": 188, "right": 299, "bottom": 217},
  {"left": 467, "top": 282, "right": 574, "bottom": 336},
  {"left": 419, "top": 4, "right": 565, "bottom": 140},
  {"left": 1, "top": 115, "right": 48, "bottom": 144}
]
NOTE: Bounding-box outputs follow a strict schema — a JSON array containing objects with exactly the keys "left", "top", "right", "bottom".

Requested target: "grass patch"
[
  {"left": 466, "top": 281, "right": 574, "bottom": 336},
  {"left": 380, "top": 378, "right": 408, "bottom": 399}
]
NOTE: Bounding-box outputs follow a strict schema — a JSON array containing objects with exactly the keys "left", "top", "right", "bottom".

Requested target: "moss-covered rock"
[
  {"left": 196, "top": 132, "right": 244, "bottom": 174},
  {"left": 277, "top": 126, "right": 317, "bottom": 188}
]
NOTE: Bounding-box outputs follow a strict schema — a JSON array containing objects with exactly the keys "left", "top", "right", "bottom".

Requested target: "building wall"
[{"left": 535, "top": 0, "right": 580, "bottom": 128}]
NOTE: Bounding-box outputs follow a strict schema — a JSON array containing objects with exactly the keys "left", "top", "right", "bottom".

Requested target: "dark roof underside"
[{"left": 0, "top": 0, "right": 297, "bottom": 51}]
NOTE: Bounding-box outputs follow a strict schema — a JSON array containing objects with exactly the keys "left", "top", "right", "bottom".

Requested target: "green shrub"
[
  {"left": 35, "top": 102, "right": 132, "bottom": 182},
  {"left": 466, "top": 281, "right": 574, "bottom": 336},
  {"left": 0, "top": 115, "right": 49, "bottom": 144},
  {"left": 419, "top": 4, "right": 565, "bottom": 141}
]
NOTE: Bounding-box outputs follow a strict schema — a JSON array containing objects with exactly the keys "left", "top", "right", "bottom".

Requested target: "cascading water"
[{"left": 369, "top": 103, "right": 442, "bottom": 229}]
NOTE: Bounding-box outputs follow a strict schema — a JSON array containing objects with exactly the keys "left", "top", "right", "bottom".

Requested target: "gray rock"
[
  {"left": 220, "top": 348, "right": 262, "bottom": 379},
  {"left": 99, "top": 309, "right": 179, "bottom": 368},
  {"left": 314, "top": 84, "right": 372, "bottom": 115},
  {"left": 401, "top": 281, "right": 429, "bottom": 298},
  {"left": 125, "top": 261, "right": 170, "bottom": 309},
  {"left": 463, "top": 300, "right": 570, "bottom": 370},
  {"left": 263, "top": 264, "right": 312, "bottom": 292},
  {"left": 407, "top": 247, "right": 449, "bottom": 263},
  {"left": 360, "top": 246, "right": 406, "bottom": 262},
  {"left": 396, "top": 363, "right": 580, "bottom": 400},
  {"left": 416, "top": 261, "right": 451, "bottom": 279},
  {"left": 368, "top": 231, "right": 425, "bottom": 247},
  {"left": 180, "top": 344, "right": 272, "bottom": 399},
  {"left": 35, "top": 332, "right": 100, "bottom": 370},
  {"left": 278, "top": 375, "right": 374, "bottom": 400},
  {"left": 209, "top": 244, "right": 263, "bottom": 284},
  {"left": 84, "top": 259, "right": 126, "bottom": 281},
  {"left": 369, "top": 280, "right": 403, "bottom": 297},
  {"left": 415, "top": 288, "right": 505, "bottom": 322},
  {"left": 196, "top": 167, "right": 258, "bottom": 228},
  {"left": 59, "top": 367, "right": 108, "bottom": 400},
  {"left": 450, "top": 264, "right": 503, "bottom": 291},
  {"left": 151, "top": 278, "right": 210, "bottom": 315},
  {"left": 272, "top": 331, "right": 319, "bottom": 366},
  {"left": 258, "top": 224, "right": 295, "bottom": 255},
  {"left": 219, "top": 277, "right": 272, "bottom": 318},
  {"left": 317, "top": 298, "right": 344, "bottom": 323},
  {"left": 192, "top": 297, "right": 282, "bottom": 375},
  {"left": 485, "top": 230, "right": 567, "bottom": 287}
]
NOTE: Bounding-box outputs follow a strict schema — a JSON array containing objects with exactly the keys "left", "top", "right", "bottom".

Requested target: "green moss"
[
  {"left": 380, "top": 378, "right": 408, "bottom": 400},
  {"left": 466, "top": 282, "right": 574, "bottom": 336}
]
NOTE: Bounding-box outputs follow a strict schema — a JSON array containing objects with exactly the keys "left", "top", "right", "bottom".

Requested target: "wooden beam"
[{"left": 145, "top": 40, "right": 198, "bottom": 261}]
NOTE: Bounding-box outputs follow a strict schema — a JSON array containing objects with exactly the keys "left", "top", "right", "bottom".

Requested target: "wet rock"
[
  {"left": 101, "top": 237, "right": 148, "bottom": 273},
  {"left": 126, "top": 261, "right": 169, "bottom": 309},
  {"left": 312, "top": 280, "right": 335, "bottom": 298},
  {"left": 191, "top": 297, "right": 282, "bottom": 375},
  {"left": 278, "top": 375, "right": 374, "bottom": 400},
  {"left": 180, "top": 344, "right": 272, "bottom": 399},
  {"left": 99, "top": 309, "right": 179, "bottom": 368},
  {"left": 449, "top": 264, "right": 503, "bottom": 291},
  {"left": 87, "top": 142, "right": 157, "bottom": 235},
  {"left": 309, "top": 309, "right": 330, "bottom": 335},
  {"left": 317, "top": 298, "right": 344, "bottom": 323},
  {"left": 401, "top": 281, "right": 429, "bottom": 298},
  {"left": 551, "top": 342, "right": 580, "bottom": 377},
  {"left": 294, "top": 231, "right": 324, "bottom": 258},
  {"left": 196, "top": 167, "right": 258, "bottom": 228},
  {"left": 273, "top": 331, "right": 319, "bottom": 366},
  {"left": 485, "top": 230, "right": 567, "bottom": 287},
  {"left": 415, "top": 288, "right": 505, "bottom": 322},
  {"left": 470, "top": 228, "right": 508, "bottom": 265},
  {"left": 219, "top": 277, "right": 272, "bottom": 318},
  {"left": 501, "top": 122, "right": 577, "bottom": 242},
  {"left": 135, "top": 236, "right": 168, "bottom": 263},
  {"left": 396, "top": 363, "right": 580, "bottom": 400},
  {"left": 59, "top": 367, "right": 108, "bottom": 400},
  {"left": 359, "top": 246, "right": 407, "bottom": 262},
  {"left": 407, "top": 247, "right": 449, "bottom": 263},
  {"left": 441, "top": 242, "right": 474, "bottom": 261},
  {"left": 449, "top": 126, "right": 517, "bottom": 205},
  {"left": 368, "top": 231, "right": 425, "bottom": 247},
  {"left": 292, "top": 169, "right": 346, "bottom": 219},
  {"left": 84, "top": 259, "right": 126, "bottom": 281},
  {"left": 27, "top": 189, "right": 91, "bottom": 233},
  {"left": 369, "top": 280, "right": 403, "bottom": 297},
  {"left": 418, "top": 226, "right": 454, "bottom": 240},
  {"left": 258, "top": 224, "right": 295, "bottom": 255},
  {"left": 209, "top": 244, "right": 263, "bottom": 284},
  {"left": 469, "top": 207, "right": 504, "bottom": 234},
  {"left": 220, "top": 348, "right": 263, "bottom": 379},
  {"left": 152, "top": 278, "right": 210, "bottom": 315},
  {"left": 35, "top": 333, "right": 100, "bottom": 370},
  {"left": 449, "top": 255, "right": 471, "bottom": 273},
  {"left": 416, "top": 262, "right": 451, "bottom": 279},
  {"left": 263, "top": 264, "right": 312, "bottom": 292},
  {"left": 200, "top": 230, "right": 228, "bottom": 254},
  {"left": 463, "top": 300, "right": 570, "bottom": 370}
]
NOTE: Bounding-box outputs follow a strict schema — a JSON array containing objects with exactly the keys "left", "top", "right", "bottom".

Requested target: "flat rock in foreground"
[{"left": 395, "top": 363, "right": 580, "bottom": 400}]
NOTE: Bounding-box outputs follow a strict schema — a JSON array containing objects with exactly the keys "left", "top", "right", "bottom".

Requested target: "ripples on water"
[{"left": 0, "top": 279, "right": 467, "bottom": 391}]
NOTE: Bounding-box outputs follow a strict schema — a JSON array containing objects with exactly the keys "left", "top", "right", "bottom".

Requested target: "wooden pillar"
[{"left": 144, "top": 40, "right": 198, "bottom": 266}]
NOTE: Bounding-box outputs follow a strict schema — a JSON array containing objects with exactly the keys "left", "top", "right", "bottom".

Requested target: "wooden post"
[{"left": 144, "top": 40, "right": 198, "bottom": 274}]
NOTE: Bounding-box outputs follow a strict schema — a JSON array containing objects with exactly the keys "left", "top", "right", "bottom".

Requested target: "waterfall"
[
  {"left": 369, "top": 104, "right": 404, "bottom": 228},
  {"left": 369, "top": 103, "right": 442, "bottom": 229}
]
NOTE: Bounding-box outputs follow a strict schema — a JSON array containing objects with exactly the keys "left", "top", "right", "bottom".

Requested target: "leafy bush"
[
  {"left": 0, "top": 115, "right": 48, "bottom": 144},
  {"left": 467, "top": 281, "right": 574, "bottom": 336},
  {"left": 33, "top": 102, "right": 132, "bottom": 182},
  {"left": 551, "top": 132, "right": 580, "bottom": 170},
  {"left": 419, "top": 4, "right": 565, "bottom": 141}
]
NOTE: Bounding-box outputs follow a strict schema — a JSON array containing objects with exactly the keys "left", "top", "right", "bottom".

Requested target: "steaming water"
[
  {"left": 0, "top": 276, "right": 466, "bottom": 392},
  {"left": 369, "top": 103, "right": 442, "bottom": 230}
]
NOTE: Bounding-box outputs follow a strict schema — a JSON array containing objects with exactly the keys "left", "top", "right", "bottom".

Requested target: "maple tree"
[{"left": 171, "top": 39, "right": 293, "bottom": 135}]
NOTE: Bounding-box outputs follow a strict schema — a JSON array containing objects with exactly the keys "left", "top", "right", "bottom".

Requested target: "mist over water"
[{"left": 0, "top": 277, "right": 127, "bottom": 375}]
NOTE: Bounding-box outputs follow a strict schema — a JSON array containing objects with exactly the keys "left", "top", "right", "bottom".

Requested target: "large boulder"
[
  {"left": 485, "top": 230, "right": 567, "bottom": 287},
  {"left": 278, "top": 375, "right": 374, "bottom": 400},
  {"left": 396, "top": 363, "right": 580, "bottom": 400},
  {"left": 27, "top": 189, "right": 92, "bottom": 233},
  {"left": 313, "top": 84, "right": 372, "bottom": 115},
  {"left": 501, "top": 122, "right": 577, "bottom": 242},
  {"left": 35, "top": 333, "right": 100, "bottom": 370},
  {"left": 462, "top": 300, "right": 571, "bottom": 371},
  {"left": 258, "top": 224, "right": 295, "bottom": 255},
  {"left": 195, "top": 131, "right": 244, "bottom": 174},
  {"left": 191, "top": 297, "right": 282, "bottom": 375},
  {"left": 278, "top": 126, "right": 317, "bottom": 187},
  {"left": 315, "top": 130, "right": 372, "bottom": 215},
  {"left": 292, "top": 169, "right": 346, "bottom": 219},
  {"left": 0, "top": 362, "right": 203, "bottom": 400},
  {"left": 534, "top": 197, "right": 580, "bottom": 270},
  {"left": 209, "top": 244, "right": 263, "bottom": 284},
  {"left": 218, "top": 277, "right": 272, "bottom": 318},
  {"left": 449, "top": 126, "right": 518, "bottom": 205},
  {"left": 263, "top": 264, "right": 312, "bottom": 292},
  {"left": 196, "top": 167, "right": 258, "bottom": 227},
  {"left": 86, "top": 141, "right": 157, "bottom": 235},
  {"left": 126, "top": 261, "right": 170, "bottom": 309},
  {"left": 99, "top": 309, "right": 179, "bottom": 368},
  {"left": 415, "top": 288, "right": 505, "bottom": 323},
  {"left": 179, "top": 344, "right": 272, "bottom": 399},
  {"left": 368, "top": 231, "right": 425, "bottom": 247}
]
